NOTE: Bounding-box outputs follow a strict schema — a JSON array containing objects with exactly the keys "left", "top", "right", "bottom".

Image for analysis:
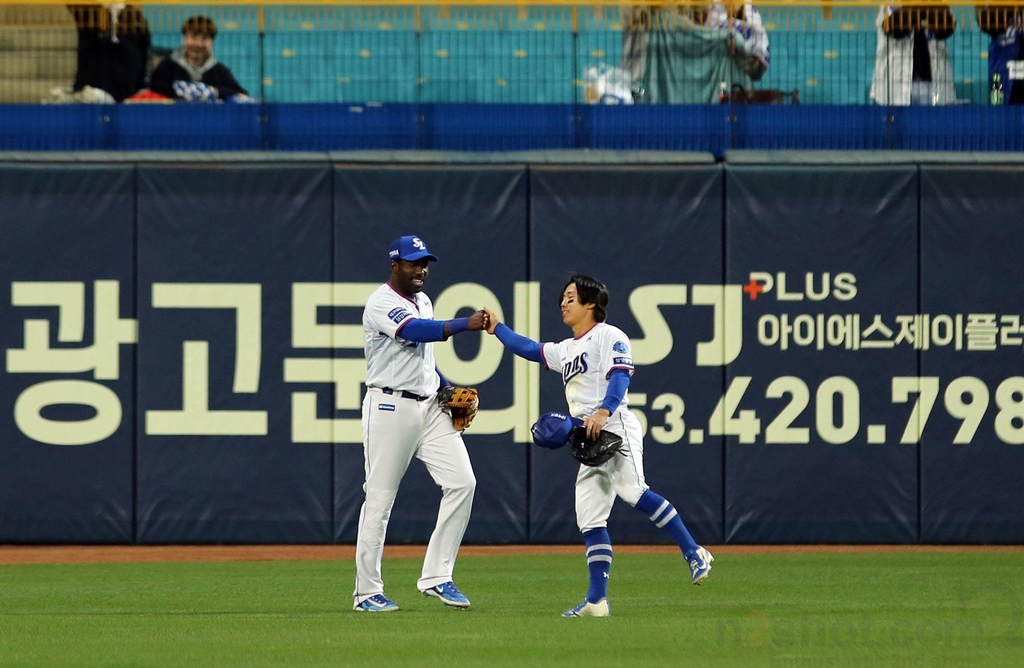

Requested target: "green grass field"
[{"left": 1, "top": 552, "right": 1023, "bottom": 666}]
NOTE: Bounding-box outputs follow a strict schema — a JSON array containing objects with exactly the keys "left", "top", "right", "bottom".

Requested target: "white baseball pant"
[
  {"left": 353, "top": 388, "right": 476, "bottom": 605},
  {"left": 575, "top": 409, "right": 649, "bottom": 532}
]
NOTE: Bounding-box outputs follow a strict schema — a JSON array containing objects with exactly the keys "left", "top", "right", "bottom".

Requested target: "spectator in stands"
[
  {"left": 871, "top": 4, "right": 956, "bottom": 105},
  {"left": 621, "top": 3, "right": 653, "bottom": 97},
  {"left": 622, "top": 1, "right": 770, "bottom": 104},
  {"left": 67, "top": 3, "right": 151, "bottom": 102},
  {"left": 150, "top": 16, "right": 252, "bottom": 102},
  {"left": 697, "top": 1, "right": 770, "bottom": 82},
  {"left": 977, "top": 5, "right": 1024, "bottom": 104}
]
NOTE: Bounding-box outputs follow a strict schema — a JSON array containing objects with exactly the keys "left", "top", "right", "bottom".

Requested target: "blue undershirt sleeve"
[
  {"left": 396, "top": 318, "right": 447, "bottom": 342},
  {"left": 601, "top": 369, "right": 631, "bottom": 415},
  {"left": 400, "top": 317, "right": 470, "bottom": 342},
  {"left": 494, "top": 323, "right": 543, "bottom": 363},
  {"left": 446, "top": 317, "right": 470, "bottom": 336}
]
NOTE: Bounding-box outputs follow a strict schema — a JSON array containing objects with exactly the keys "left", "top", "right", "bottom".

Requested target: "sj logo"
[{"left": 562, "top": 352, "right": 589, "bottom": 384}]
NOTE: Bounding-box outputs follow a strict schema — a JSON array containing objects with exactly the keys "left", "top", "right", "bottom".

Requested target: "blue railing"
[{"left": 4, "top": 103, "right": 1024, "bottom": 154}]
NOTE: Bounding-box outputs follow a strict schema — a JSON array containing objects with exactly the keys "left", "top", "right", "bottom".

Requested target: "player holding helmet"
[{"left": 484, "top": 274, "right": 713, "bottom": 617}]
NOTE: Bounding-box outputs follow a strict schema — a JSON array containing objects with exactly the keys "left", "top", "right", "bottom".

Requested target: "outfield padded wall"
[
  {"left": 919, "top": 167, "right": 1024, "bottom": 544},
  {"left": 0, "top": 165, "right": 135, "bottom": 542},
  {"left": 724, "top": 166, "right": 920, "bottom": 543},
  {"left": 136, "top": 166, "right": 335, "bottom": 543},
  {"left": 1, "top": 159, "right": 1023, "bottom": 544}
]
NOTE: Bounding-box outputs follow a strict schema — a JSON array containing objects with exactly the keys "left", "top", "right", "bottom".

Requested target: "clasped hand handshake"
[
  {"left": 464, "top": 308, "right": 500, "bottom": 335},
  {"left": 463, "top": 308, "right": 499, "bottom": 334}
]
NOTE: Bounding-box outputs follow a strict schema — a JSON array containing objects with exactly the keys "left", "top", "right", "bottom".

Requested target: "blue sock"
[
  {"left": 583, "top": 527, "right": 612, "bottom": 604},
  {"left": 635, "top": 490, "right": 700, "bottom": 559}
]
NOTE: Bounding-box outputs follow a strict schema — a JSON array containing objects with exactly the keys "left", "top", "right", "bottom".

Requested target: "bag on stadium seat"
[
  {"left": 583, "top": 64, "right": 635, "bottom": 105},
  {"left": 730, "top": 83, "right": 799, "bottom": 104}
]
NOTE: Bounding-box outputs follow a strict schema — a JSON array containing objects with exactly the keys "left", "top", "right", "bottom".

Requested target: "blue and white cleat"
[
  {"left": 688, "top": 546, "right": 714, "bottom": 585},
  {"left": 354, "top": 593, "right": 399, "bottom": 612},
  {"left": 422, "top": 581, "right": 471, "bottom": 608},
  {"left": 562, "top": 599, "right": 610, "bottom": 618}
]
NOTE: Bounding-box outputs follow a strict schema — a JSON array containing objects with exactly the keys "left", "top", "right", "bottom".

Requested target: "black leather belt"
[{"left": 380, "top": 387, "right": 430, "bottom": 402}]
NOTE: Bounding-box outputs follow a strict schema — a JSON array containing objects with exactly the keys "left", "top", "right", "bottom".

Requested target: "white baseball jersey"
[
  {"left": 362, "top": 283, "right": 440, "bottom": 397},
  {"left": 541, "top": 322, "right": 636, "bottom": 427},
  {"left": 542, "top": 322, "right": 648, "bottom": 523},
  {"left": 355, "top": 282, "right": 475, "bottom": 605}
]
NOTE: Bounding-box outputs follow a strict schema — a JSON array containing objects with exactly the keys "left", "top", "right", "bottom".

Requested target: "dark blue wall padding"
[
  {"left": 266, "top": 104, "right": 419, "bottom": 151},
  {"left": 0, "top": 166, "right": 135, "bottom": 542},
  {"left": 136, "top": 166, "right": 333, "bottom": 542},
  {"left": 920, "top": 167, "right": 1024, "bottom": 543},
  {"left": 333, "top": 165, "right": 529, "bottom": 543},
  {"left": 421, "top": 104, "right": 576, "bottom": 151},
  {"left": 529, "top": 166, "right": 726, "bottom": 544},
  {"left": 8, "top": 105, "right": 1024, "bottom": 153},
  {"left": 6, "top": 158, "right": 1024, "bottom": 546},
  {"left": 0, "top": 105, "right": 106, "bottom": 151},
  {"left": 117, "top": 105, "right": 263, "bottom": 151},
  {"left": 725, "top": 166, "right": 920, "bottom": 543}
]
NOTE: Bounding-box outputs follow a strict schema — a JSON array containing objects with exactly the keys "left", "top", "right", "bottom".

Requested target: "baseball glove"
[
  {"left": 437, "top": 386, "right": 479, "bottom": 432},
  {"left": 569, "top": 427, "right": 626, "bottom": 467}
]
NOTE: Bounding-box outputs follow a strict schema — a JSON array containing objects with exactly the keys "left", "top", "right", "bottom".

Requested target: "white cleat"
[
  {"left": 688, "top": 546, "right": 715, "bottom": 585},
  {"left": 562, "top": 598, "right": 610, "bottom": 617}
]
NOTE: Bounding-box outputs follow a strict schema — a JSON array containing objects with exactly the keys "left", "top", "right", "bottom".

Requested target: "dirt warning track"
[{"left": 1, "top": 544, "right": 1022, "bottom": 565}]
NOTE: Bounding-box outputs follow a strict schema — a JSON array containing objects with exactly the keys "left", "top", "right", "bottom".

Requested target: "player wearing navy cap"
[
  {"left": 484, "top": 274, "right": 713, "bottom": 618},
  {"left": 354, "top": 235, "right": 489, "bottom": 612}
]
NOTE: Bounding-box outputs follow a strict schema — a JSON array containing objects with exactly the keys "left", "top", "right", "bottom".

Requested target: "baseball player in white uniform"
[
  {"left": 354, "top": 235, "right": 488, "bottom": 612},
  {"left": 484, "top": 274, "right": 713, "bottom": 617}
]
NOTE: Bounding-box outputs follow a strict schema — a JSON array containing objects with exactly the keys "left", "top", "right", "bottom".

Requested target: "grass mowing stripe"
[{"left": 1, "top": 553, "right": 1022, "bottom": 666}]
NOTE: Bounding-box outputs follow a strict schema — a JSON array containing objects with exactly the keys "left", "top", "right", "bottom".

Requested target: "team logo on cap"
[{"left": 412, "top": 237, "right": 425, "bottom": 250}]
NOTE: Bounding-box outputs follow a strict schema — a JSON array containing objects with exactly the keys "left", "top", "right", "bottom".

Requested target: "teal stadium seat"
[
  {"left": 948, "top": 29, "right": 989, "bottom": 106},
  {"left": 266, "top": 28, "right": 418, "bottom": 103},
  {"left": 327, "top": 29, "right": 417, "bottom": 103},
  {"left": 420, "top": 29, "right": 572, "bottom": 103},
  {"left": 264, "top": 31, "right": 332, "bottom": 102},
  {"left": 424, "top": 5, "right": 575, "bottom": 103},
  {"left": 496, "top": 30, "right": 574, "bottom": 103},
  {"left": 420, "top": 31, "right": 494, "bottom": 102}
]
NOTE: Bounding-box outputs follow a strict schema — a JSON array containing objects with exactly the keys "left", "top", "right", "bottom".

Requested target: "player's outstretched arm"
[
  {"left": 482, "top": 308, "right": 543, "bottom": 363},
  {"left": 399, "top": 309, "right": 488, "bottom": 343}
]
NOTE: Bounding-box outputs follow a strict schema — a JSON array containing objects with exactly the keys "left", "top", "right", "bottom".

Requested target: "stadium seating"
[{"left": 0, "top": 4, "right": 999, "bottom": 106}]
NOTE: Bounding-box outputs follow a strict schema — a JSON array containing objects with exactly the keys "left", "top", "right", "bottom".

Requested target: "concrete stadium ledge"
[
  {"left": 724, "top": 150, "right": 1024, "bottom": 165},
  {"left": 0, "top": 150, "right": 717, "bottom": 165},
  {"left": 7, "top": 149, "right": 1024, "bottom": 167}
]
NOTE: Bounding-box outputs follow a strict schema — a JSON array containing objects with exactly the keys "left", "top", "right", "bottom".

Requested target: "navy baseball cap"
[
  {"left": 388, "top": 235, "right": 438, "bottom": 263},
  {"left": 531, "top": 412, "right": 583, "bottom": 450}
]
